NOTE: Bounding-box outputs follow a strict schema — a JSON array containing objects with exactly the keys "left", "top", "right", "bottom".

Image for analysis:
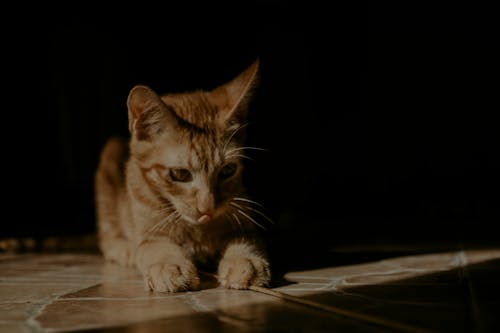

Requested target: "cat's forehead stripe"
[
  {"left": 163, "top": 93, "right": 219, "bottom": 130},
  {"left": 189, "top": 132, "right": 220, "bottom": 172}
]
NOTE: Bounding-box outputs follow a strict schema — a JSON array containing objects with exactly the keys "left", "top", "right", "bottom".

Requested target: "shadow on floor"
[{"left": 82, "top": 253, "right": 500, "bottom": 333}]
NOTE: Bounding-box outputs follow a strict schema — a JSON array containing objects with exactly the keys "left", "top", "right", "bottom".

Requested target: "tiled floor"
[{"left": 0, "top": 248, "right": 499, "bottom": 332}]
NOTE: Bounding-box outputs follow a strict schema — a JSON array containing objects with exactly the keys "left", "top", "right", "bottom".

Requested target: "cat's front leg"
[
  {"left": 218, "top": 242, "right": 271, "bottom": 289},
  {"left": 100, "top": 237, "right": 136, "bottom": 267},
  {"left": 136, "top": 237, "right": 199, "bottom": 292}
]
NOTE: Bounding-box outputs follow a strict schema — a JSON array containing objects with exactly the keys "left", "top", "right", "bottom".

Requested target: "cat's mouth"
[
  {"left": 178, "top": 202, "right": 229, "bottom": 225},
  {"left": 197, "top": 214, "right": 211, "bottom": 224},
  {"left": 183, "top": 210, "right": 219, "bottom": 225}
]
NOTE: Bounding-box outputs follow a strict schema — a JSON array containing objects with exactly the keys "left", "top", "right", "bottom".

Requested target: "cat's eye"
[
  {"left": 169, "top": 168, "right": 192, "bottom": 182},
  {"left": 219, "top": 163, "right": 238, "bottom": 180}
]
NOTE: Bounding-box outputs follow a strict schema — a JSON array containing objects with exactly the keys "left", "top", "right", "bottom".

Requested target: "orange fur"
[{"left": 95, "top": 60, "right": 270, "bottom": 292}]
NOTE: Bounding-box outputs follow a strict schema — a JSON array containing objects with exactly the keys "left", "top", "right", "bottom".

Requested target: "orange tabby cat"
[{"left": 95, "top": 60, "right": 270, "bottom": 292}]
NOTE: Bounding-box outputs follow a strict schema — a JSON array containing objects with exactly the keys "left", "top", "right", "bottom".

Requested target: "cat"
[{"left": 94, "top": 60, "right": 271, "bottom": 292}]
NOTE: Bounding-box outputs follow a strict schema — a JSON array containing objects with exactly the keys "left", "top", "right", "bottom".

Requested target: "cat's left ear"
[
  {"left": 127, "top": 85, "right": 177, "bottom": 141},
  {"left": 209, "top": 59, "right": 259, "bottom": 127}
]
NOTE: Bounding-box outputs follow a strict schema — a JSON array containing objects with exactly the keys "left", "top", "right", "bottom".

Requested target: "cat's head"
[{"left": 127, "top": 60, "right": 259, "bottom": 226}]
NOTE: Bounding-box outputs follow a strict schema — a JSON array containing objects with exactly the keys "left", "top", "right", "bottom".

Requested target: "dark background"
[{"left": 2, "top": 3, "right": 499, "bottom": 260}]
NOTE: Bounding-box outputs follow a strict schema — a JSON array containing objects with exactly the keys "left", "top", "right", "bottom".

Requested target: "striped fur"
[{"left": 95, "top": 60, "right": 270, "bottom": 292}]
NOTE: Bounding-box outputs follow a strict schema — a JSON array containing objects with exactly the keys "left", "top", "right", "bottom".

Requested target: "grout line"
[
  {"left": 23, "top": 282, "right": 104, "bottom": 333},
  {"left": 184, "top": 292, "right": 211, "bottom": 312},
  {"left": 458, "top": 250, "right": 485, "bottom": 333},
  {"left": 249, "top": 285, "right": 436, "bottom": 333},
  {"left": 286, "top": 268, "right": 430, "bottom": 281},
  {"left": 25, "top": 294, "right": 62, "bottom": 333},
  {"left": 200, "top": 270, "right": 435, "bottom": 333},
  {"left": 59, "top": 295, "right": 188, "bottom": 301},
  {"left": 185, "top": 290, "right": 257, "bottom": 330}
]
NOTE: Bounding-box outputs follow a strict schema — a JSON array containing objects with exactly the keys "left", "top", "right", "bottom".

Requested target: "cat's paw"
[
  {"left": 103, "top": 240, "right": 136, "bottom": 267},
  {"left": 143, "top": 261, "right": 199, "bottom": 292},
  {"left": 217, "top": 255, "right": 270, "bottom": 289}
]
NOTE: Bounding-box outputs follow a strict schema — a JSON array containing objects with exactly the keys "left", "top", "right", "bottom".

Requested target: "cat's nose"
[
  {"left": 197, "top": 208, "right": 215, "bottom": 224},
  {"left": 197, "top": 208, "right": 214, "bottom": 216},
  {"left": 196, "top": 193, "right": 215, "bottom": 221}
]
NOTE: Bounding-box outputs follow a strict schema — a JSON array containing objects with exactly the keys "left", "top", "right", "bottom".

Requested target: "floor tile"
[
  {"left": 0, "top": 283, "right": 93, "bottom": 303},
  {"left": 0, "top": 302, "right": 38, "bottom": 321},
  {"left": 0, "top": 323, "right": 30, "bottom": 333},
  {"left": 0, "top": 248, "right": 499, "bottom": 332}
]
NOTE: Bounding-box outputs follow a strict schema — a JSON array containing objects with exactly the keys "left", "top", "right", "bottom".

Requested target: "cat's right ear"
[
  {"left": 209, "top": 59, "right": 259, "bottom": 127},
  {"left": 127, "top": 85, "right": 174, "bottom": 141}
]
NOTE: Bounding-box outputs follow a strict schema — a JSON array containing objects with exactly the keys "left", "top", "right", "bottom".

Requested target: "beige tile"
[
  {"left": 189, "top": 288, "right": 275, "bottom": 312},
  {"left": 381, "top": 252, "right": 457, "bottom": 270},
  {"left": 302, "top": 290, "right": 384, "bottom": 311},
  {"left": 35, "top": 298, "right": 197, "bottom": 332},
  {"left": 0, "top": 283, "right": 95, "bottom": 303},
  {"left": 60, "top": 282, "right": 162, "bottom": 299},
  {"left": 37, "top": 263, "right": 142, "bottom": 283},
  {"left": 274, "top": 282, "right": 329, "bottom": 297},
  {"left": 284, "top": 261, "right": 397, "bottom": 283},
  {"left": 285, "top": 252, "right": 459, "bottom": 285},
  {"left": 0, "top": 267, "right": 63, "bottom": 279},
  {"left": 0, "top": 323, "right": 30, "bottom": 333},
  {"left": 23, "top": 253, "right": 102, "bottom": 266},
  {"left": 342, "top": 270, "right": 435, "bottom": 286},
  {"left": 346, "top": 267, "right": 463, "bottom": 286},
  {"left": 0, "top": 254, "right": 100, "bottom": 269},
  {"left": 0, "top": 254, "right": 23, "bottom": 262},
  {"left": 0, "top": 302, "right": 40, "bottom": 321},
  {"left": 0, "top": 254, "right": 103, "bottom": 281},
  {"left": 465, "top": 249, "right": 500, "bottom": 265},
  {"left": 1, "top": 250, "right": 499, "bottom": 332},
  {"left": 0, "top": 254, "right": 141, "bottom": 286}
]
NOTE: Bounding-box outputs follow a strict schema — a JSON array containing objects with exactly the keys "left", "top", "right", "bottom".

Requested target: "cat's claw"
[{"left": 143, "top": 262, "right": 199, "bottom": 292}]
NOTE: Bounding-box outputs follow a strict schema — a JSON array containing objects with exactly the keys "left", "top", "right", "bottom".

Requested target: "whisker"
[
  {"left": 233, "top": 197, "right": 266, "bottom": 209},
  {"left": 146, "top": 211, "right": 178, "bottom": 235},
  {"left": 148, "top": 219, "right": 163, "bottom": 233},
  {"left": 153, "top": 204, "right": 175, "bottom": 218},
  {"left": 226, "top": 153, "right": 254, "bottom": 161},
  {"left": 231, "top": 201, "right": 274, "bottom": 226},
  {"left": 148, "top": 220, "right": 166, "bottom": 235},
  {"left": 166, "top": 215, "right": 179, "bottom": 237},
  {"left": 160, "top": 212, "right": 180, "bottom": 232},
  {"left": 157, "top": 206, "right": 174, "bottom": 213},
  {"left": 228, "top": 212, "right": 244, "bottom": 234},
  {"left": 146, "top": 223, "right": 161, "bottom": 236},
  {"left": 237, "top": 209, "right": 266, "bottom": 230},
  {"left": 226, "top": 146, "right": 268, "bottom": 154},
  {"left": 155, "top": 221, "right": 168, "bottom": 233},
  {"left": 232, "top": 213, "right": 242, "bottom": 227},
  {"left": 230, "top": 202, "right": 245, "bottom": 212},
  {"left": 169, "top": 213, "right": 184, "bottom": 237},
  {"left": 242, "top": 206, "right": 275, "bottom": 225},
  {"left": 223, "top": 123, "right": 249, "bottom": 153}
]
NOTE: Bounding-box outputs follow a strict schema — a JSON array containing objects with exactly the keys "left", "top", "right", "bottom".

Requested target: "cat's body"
[{"left": 95, "top": 61, "right": 270, "bottom": 292}]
